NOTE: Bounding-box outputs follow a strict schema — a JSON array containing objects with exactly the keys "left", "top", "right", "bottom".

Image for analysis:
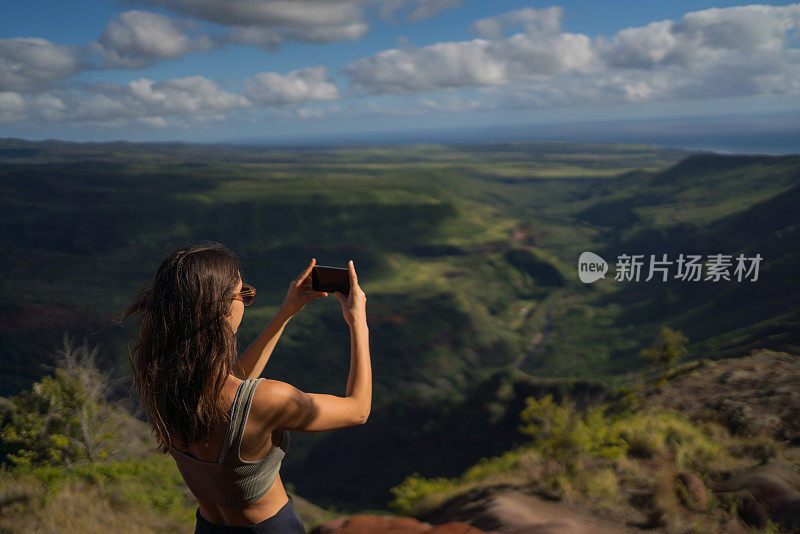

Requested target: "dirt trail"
[{"left": 513, "top": 295, "right": 578, "bottom": 370}]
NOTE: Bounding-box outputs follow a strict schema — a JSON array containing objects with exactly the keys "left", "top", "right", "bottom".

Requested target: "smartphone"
[{"left": 312, "top": 265, "right": 350, "bottom": 296}]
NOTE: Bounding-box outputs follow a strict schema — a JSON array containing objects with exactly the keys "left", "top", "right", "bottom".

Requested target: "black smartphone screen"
[{"left": 311, "top": 265, "right": 350, "bottom": 295}]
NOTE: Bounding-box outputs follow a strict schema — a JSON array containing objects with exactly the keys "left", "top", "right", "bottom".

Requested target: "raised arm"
[
  {"left": 238, "top": 258, "right": 328, "bottom": 379},
  {"left": 251, "top": 260, "right": 372, "bottom": 432},
  {"left": 237, "top": 308, "right": 293, "bottom": 380},
  {"left": 253, "top": 320, "right": 372, "bottom": 432}
]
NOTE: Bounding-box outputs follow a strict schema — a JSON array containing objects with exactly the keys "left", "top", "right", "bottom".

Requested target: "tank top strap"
[{"left": 222, "top": 378, "right": 263, "bottom": 465}]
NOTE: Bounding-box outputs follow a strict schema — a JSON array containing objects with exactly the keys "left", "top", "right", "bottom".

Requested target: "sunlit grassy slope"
[
  {"left": 2, "top": 138, "right": 799, "bottom": 512},
  {"left": 0, "top": 139, "right": 684, "bottom": 397},
  {"left": 1, "top": 140, "right": 797, "bottom": 398}
]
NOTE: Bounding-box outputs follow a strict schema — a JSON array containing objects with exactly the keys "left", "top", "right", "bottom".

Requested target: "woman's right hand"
[{"left": 333, "top": 260, "right": 367, "bottom": 327}]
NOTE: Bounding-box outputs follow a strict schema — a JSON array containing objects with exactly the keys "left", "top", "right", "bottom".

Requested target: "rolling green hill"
[
  {"left": 1, "top": 138, "right": 798, "bottom": 510},
  {"left": 0, "top": 138, "right": 686, "bottom": 400}
]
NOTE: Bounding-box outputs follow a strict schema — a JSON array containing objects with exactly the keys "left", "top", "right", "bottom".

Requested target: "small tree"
[
  {"left": 638, "top": 325, "right": 689, "bottom": 375},
  {"left": 0, "top": 334, "right": 124, "bottom": 468}
]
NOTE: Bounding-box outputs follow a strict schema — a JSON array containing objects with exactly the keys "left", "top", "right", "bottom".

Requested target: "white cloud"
[
  {"left": 598, "top": 3, "right": 800, "bottom": 69},
  {"left": 345, "top": 2, "right": 800, "bottom": 107},
  {"left": 345, "top": 22, "right": 595, "bottom": 93},
  {"left": 596, "top": 20, "right": 686, "bottom": 69},
  {"left": 477, "top": 71, "right": 682, "bottom": 109},
  {"left": 32, "top": 92, "right": 70, "bottom": 121},
  {"left": 90, "top": 11, "right": 198, "bottom": 69},
  {"left": 134, "top": 0, "right": 371, "bottom": 48},
  {"left": 470, "top": 7, "right": 563, "bottom": 39},
  {"left": 221, "top": 27, "right": 289, "bottom": 50},
  {"left": 129, "top": 0, "right": 464, "bottom": 49},
  {"left": 479, "top": 51, "right": 800, "bottom": 109},
  {"left": 118, "top": 76, "right": 248, "bottom": 116},
  {"left": 406, "top": 0, "right": 463, "bottom": 23},
  {"left": 378, "top": 0, "right": 463, "bottom": 23},
  {"left": 273, "top": 93, "right": 483, "bottom": 121},
  {"left": 134, "top": 0, "right": 363, "bottom": 28},
  {"left": 4, "top": 2, "right": 799, "bottom": 128},
  {"left": 222, "top": 21, "right": 369, "bottom": 49},
  {"left": 245, "top": 65, "right": 341, "bottom": 105},
  {"left": 0, "top": 37, "right": 81, "bottom": 91},
  {"left": 0, "top": 92, "right": 26, "bottom": 122},
  {"left": 0, "top": 76, "right": 249, "bottom": 124},
  {"left": 0, "top": 68, "right": 345, "bottom": 124},
  {"left": 676, "top": 4, "right": 800, "bottom": 53},
  {"left": 415, "top": 94, "right": 482, "bottom": 112}
]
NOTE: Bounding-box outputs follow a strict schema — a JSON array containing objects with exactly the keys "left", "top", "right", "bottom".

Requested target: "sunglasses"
[{"left": 233, "top": 284, "right": 256, "bottom": 306}]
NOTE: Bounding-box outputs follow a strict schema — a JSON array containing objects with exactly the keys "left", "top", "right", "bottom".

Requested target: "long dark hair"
[{"left": 120, "top": 242, "right": 245, "bottom": 453}]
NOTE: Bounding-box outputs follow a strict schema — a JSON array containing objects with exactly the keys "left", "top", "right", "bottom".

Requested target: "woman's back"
[
  {"left": 177, "top": 377, "right": 282, "bottom": 464},
  {"left": 123, "top": 249, "right": 370, "bottom": 532},
  {"left": 170, "top": 377, "right": 294, "bottom": 526}
]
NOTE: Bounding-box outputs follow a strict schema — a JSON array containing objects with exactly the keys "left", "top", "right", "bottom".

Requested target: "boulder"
[{"left": 713, "top": 459, "right": 800, "bottom": 532}]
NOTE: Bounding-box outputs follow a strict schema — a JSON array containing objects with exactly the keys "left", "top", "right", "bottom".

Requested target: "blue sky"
[{"left": 1, "top": 1, "right": 799, "bottom": 144}]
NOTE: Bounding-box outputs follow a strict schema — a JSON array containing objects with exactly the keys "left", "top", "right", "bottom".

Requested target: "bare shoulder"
[
  {"left": 250, "top": 378, "right": 365, "bottom": 432},
  {"left": 250, "top": 379, "right": 309, "bottom": 428}
]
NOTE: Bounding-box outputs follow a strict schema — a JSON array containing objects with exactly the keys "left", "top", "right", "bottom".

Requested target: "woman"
[{"left": 122, "top": 242, "right": 371, "bottom": 533}]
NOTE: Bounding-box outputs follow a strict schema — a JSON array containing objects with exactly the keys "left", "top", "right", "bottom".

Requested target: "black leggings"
[{"left": 194, "top": 495, "right": 306, "bottom": 533}]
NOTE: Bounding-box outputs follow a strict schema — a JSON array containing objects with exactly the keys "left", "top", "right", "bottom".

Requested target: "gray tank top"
[{"left": 168, "top": 378, "right": 290, "bottom": 507}]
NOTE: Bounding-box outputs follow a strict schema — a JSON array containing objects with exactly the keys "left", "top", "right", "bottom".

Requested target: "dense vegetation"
[
  {"left": 0, "top": 337, "right": 341, "bottom": 532},
  {"left": 3, "top": 335, "right": 796, "bottom": 532},
  {"left": 1, "top": 138, "right": 798, "bottom": 522},
  {"left": 388, "top": 344, "right": 799, "bottom": 533},
  {"left": 0, "top": 336, "right": 196, "bottom": 531}
]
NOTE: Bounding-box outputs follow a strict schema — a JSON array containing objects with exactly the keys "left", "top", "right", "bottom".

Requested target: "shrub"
[
  {"left": 613, "top": 411, "right": 723, "bottom": 475},
  {"left": 388, "top": 446, "right": 530, "bottom": 516},
  {"left": 518, "top": 395, "right": 626, "bottom": 473},
  {"left": 583, "top": 467, "right": 619, "bottom": 500},
  {"left": 517, "top": 392, "right": 733, "bottom": 515},
  {"left": 10, "top": 453, "right": 191, "bottom": 518},
  {"left": 0, "top": 335, "right": 124, "bottom": 469},
  {"left": 638, "top": 325, "right": 689, "bottom": 375},
  {"left": 461, "top": 450, "right": 522, "bottom": 482},
  {"left": 389, "top": 473, "right": 456, "bottom": 515}
]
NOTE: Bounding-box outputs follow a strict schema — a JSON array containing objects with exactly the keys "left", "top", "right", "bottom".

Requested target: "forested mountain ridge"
[
  {"left": 1, "top": 139, "right": 797, "bottom": 397},
  {"left": 1, "top": 138, "right": 799, "bottom": 531}
]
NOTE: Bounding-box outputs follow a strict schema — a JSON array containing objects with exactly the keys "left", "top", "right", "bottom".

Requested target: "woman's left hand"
[{"left": 281, "top": 258, "right": 328, "bottom": 317}]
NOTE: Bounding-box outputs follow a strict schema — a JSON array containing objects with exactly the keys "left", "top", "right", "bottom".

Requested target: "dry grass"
[{"left": 0, "top": 470, "right": 191, "bottom": 533}]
